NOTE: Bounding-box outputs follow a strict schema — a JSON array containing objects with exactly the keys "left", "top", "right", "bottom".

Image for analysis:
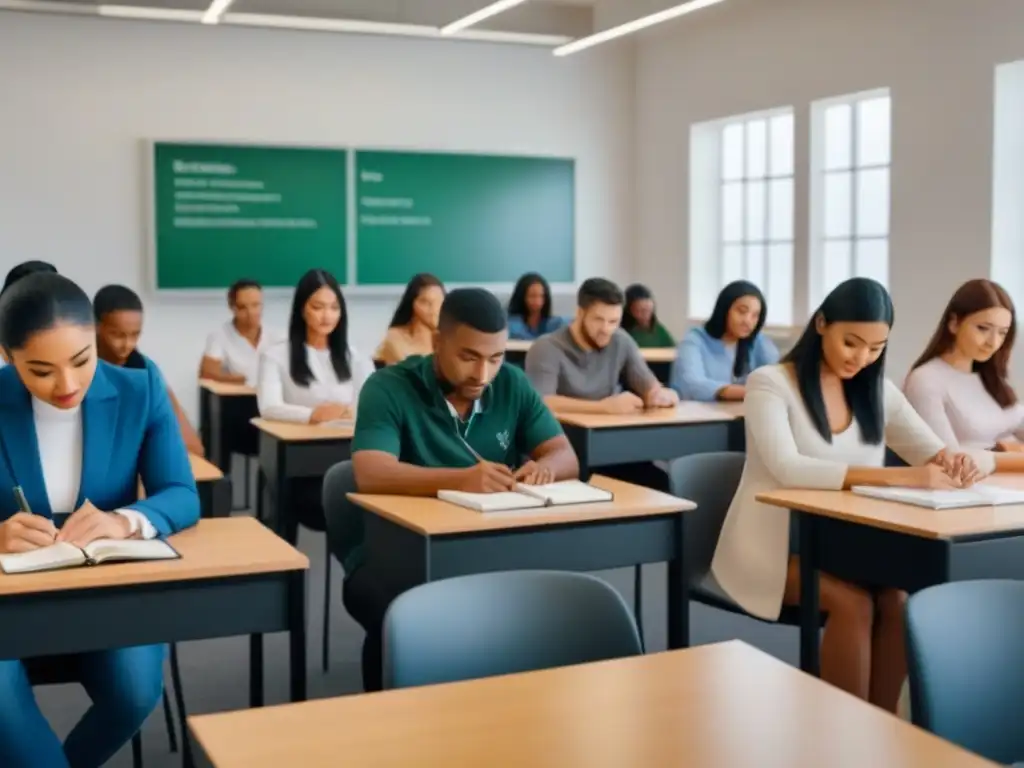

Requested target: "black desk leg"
[
  {"left": 799, "top": 512, "right": 821, "bottom": 675},
  {"left": 633, "top": 566, "right": 645, "bottom": 650},
  {"left": 666, "top": 514, "right": 689, "bottom": 650},
  {"left": 289, "top": 570, "right": 308, "bottom": 702},
  {"left": 249, "top": 634, "right": 264, "bottom": 708},
  {"left": 274, "top": 445, "right": 299, "bottom": 545}
]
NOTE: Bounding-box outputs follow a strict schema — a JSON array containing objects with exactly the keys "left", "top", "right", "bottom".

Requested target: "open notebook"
[
  {"left": 0, "top": 538, "right": 180, "bottom": 575},
  {"left": 438, "top": 480, "right": 614, "bottom": 513},
  {"left": 852, "top": 484, "right": 1024, "bottom": 510}
]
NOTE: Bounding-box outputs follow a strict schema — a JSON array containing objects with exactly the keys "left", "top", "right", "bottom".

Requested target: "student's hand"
[
  {"left": 996, "top": 440, "right": 1024, "bottom": 453},
  {"left": 514, "top": 461, "right": 555, "bottom": 486},
  {"left": 457, "top": 462, "right": 517, "bottom": 494},
  {"left": 600, "top": 392, "right": 645, "bottom": 415},
  {"left": 929, "top": 450, "right": 984, "bottom": 488},
  {"left": 898, "top": 464, "right": 964, "bottom": 490},
  {"left": 56, "top": 501, "right": 131, "bottom": 547},
  {"left": 0, "top": 513, "right": 57, "bottom": 554},
  {"left": 310, "top": 403, "right": 350, "bottom": 424},
  {"left": 646, "top": 387, "right": 679, "bottom": 409}
]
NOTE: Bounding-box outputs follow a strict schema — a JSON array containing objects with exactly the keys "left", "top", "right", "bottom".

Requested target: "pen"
[{"left": 13, "top": 486, "right": 31, "bottom": 515}]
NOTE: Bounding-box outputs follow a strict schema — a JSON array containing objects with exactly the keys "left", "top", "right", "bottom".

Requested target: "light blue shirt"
[
  {"left": 670, "top": 326, "right": 780, "bottom": 401},
  {"left": 507, "top": 314, "right": 567, "bottom": 341}
]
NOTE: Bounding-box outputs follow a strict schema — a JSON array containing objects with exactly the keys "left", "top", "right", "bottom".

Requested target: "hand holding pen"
[{"left": 0, "top": 486, "right": 57, "bottom": 555}]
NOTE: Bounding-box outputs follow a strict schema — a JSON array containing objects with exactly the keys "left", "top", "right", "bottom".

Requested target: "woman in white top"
[
  {"left": 258, "top": 269, "right": 373, "bottom": 425},
  {"left": 904, "top": 279, "right": 1024, "bottom": 471},
  {"left": 199, "top": 279, "right": 284, "bottom": 386},
  {"left": 711, "top": 277, "right": 991, "bottom": 712}
]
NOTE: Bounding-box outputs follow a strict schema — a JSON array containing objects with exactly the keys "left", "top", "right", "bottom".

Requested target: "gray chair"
[
  {"left": 382, "top": 570, "right": 643, "bottom": 690},
  {"left": 906, "top": 580, "right": 1024, "bottom": 766},
  {"left": 320, "top": 460, "right": 361, "bottom": 673},
  {"left": 667, "top": 451, "right": 825, "bottom": 627}
]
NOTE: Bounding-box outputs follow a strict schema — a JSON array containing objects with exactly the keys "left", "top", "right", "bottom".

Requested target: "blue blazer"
[{"left": 0, "top": 360, "right": 199, "bottom": 536}]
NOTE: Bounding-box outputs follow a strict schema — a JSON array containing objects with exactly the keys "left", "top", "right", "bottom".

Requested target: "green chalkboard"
[
  {"left": 152, "top": 143, "right": 348, "bottom": 289},
  {"left": 354, "top": 151, "right": 574, "bottom": 285}
]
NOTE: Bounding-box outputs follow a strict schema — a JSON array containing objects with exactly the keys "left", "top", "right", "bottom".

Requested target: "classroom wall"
[
  {"left": 634, "top": 0, "right": 1024, "bottom": 380},
  {"left": 0, "top": 13, "right": 634, "bottom": 420}
]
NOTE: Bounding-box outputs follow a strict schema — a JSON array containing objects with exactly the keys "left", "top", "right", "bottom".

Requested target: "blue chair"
[
  {"left": 382, "top": 570, "right": 643, "bottom": 689},
  {"left": 906, "top": 580, "right": 1024, "bottom": 766}
]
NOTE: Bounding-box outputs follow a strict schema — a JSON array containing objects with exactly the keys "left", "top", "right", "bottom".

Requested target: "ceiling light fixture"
[
  {"left": 98, "top": 4, "right": 202, "bottom": 21},
  {"left": 553, "top": 0, "right": 727, "bottom": 56},
  {"left": 200, "top": 0, "right": 233, "bottom": 25},
  {"left": 224, "top": 13, "right": 438, "bottom": 37},
  {"left": 440, "top": 0, "right": 529, "bottom": 36}
]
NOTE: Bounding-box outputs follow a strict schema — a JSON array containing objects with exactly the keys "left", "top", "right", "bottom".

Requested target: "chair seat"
[{"left": 691, "top": 581, "right": 826, "bottom": 627}]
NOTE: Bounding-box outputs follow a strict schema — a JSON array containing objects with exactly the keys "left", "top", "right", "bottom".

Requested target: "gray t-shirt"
[{"left": 524, "top": 326, "right": 658, "bottom": 400}]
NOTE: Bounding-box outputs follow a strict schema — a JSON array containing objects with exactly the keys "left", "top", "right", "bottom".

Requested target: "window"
[
  {"left": 992, "top": 61, "right": 1024, "bottom": 312},
  {"left": 810, "top": 89, "right": 891, "bottom": 305},
  {"left": 690, "top": 108, "right": 795, "bottom": 326}
]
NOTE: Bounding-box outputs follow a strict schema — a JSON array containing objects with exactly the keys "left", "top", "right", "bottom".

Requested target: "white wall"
[
  {"left": 634, "top": 0, "right": 1024, "bottom": 380},
  {"left": 0, "top": 13, "right": 634, "bottom": 420}
]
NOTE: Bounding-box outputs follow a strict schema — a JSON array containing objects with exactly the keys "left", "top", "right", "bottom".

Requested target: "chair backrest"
[
  {"left": 383, "top": 570, "right": 643, "bottom": 689},
  {"left": 321, "top": 460, "right": 361, "bottom": 574},
  {"left": 906, "top": 579, "right": 1024, "bottom": 765},
  {"left": 666, "top": 452, "right": 745, "bottom": 583}
]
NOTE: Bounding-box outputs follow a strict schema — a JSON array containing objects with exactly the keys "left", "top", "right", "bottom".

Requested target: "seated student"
[
  {"left": 622, "top": 284, "right": 675, "bottom": 348},
  {"left": 524, "top": 277, "right": 678, "bottom": 414},
  {"left": 257, "top": 268, "right": 373, "bottom": 424},
  {"left": 671, "top": 280, "right": 779, "bottom": 401},
  {"left": 326, "top": 288, "right": 579, "bottom": 692},
  {"left": 93, "top": 285, "right": 206, "bottom": 457},
  {"left": 0, "top": 261, "right": 58, "bottom": 366},
  {"left": 375, "top": 273, "right": 445, "bottom": 365},
  {"left": 506, "top": 272, "right": 566, "bottom": 340},
  {"left": 0, "top": 272, "right": 198, "bottom": 767},
  {"left": 710, "top": 277, "right": 991, "bottom": 713},
  {"left": 199, "top": 278, "right": 284, "bottom": 385},
  {"left": 904, "top": 279, "right": 1024, "bottom": 472}
]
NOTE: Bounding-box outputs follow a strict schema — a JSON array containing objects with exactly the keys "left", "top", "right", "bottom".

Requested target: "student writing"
[
  {"left": 199, "top": 278, "right": 284, "bottom": 385},
  {"left": 93, "top": 285, "right": 205, "bottom": 457},
  {"left": 0, "top": 272, "right": 198, "bottom": 767},
  {"left": 904, "top": 279, "right": 1024, "bottom": 471},
  {"left": 622, "top": 283, "right": 675, "bottom": 348},
  {"left": 525, "top": 278, "right": 678, "bottom": 415},
  {"left": 670, "top": 280, "right": 779, "bottom": 401},
  {"left": 375, "top": 273, "right": 445, "bottom": 365},
  {"left": 709, "top": 278, "right": 990, "bottom": 713},
  {"left": 326, "top": 288, "right": 579, "bottom": 692},
  {"left": 506, "top": 272, "right": 566, "bottom": 340}
]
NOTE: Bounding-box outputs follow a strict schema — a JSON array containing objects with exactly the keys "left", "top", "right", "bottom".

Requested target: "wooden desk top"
[
  {"left": 757, "top": 474, "right": 1024, "bottom": 539},
  {"left": 557, "top": 401, "right": 744, "bottom": 429},
  {"left": 505, "top": 340, "right": 533, "bottom": 353},
  {"left": 641, "top": 346, "right": 676, "bottom": 363},
  {"left": 348, "top": 475, "right": 694, "bottom": 535},
  {"left": 250, "top": 417, "right": 354, "bottom": 441},
  {"left": 199, "top": 379, "right": 257, "bottom": 397},
  {"left": 189, "top": 453, "right": 223, "bottom": 483},
  {"left": 189, "top": 640, "right": 997, "bottom": 768},
  {"left": 0, "top": 518, "right": 308, "bottom": 596}
]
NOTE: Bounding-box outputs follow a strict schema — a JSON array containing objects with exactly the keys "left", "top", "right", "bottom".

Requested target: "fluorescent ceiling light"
[
  {"left": 224, "top": 12, "right": 437, "bottom": 37},
  {"left": 201, "top": 0, "right": 232, "bottom": 24},
  {"left": 456, "top": 28, "right": 571, "bottom": 46},
  {"left": 98, "top": 4, "right": 202, "bottom": 21},
  {"left": 441, "top": 0, "right": 528, "bottom": 36},
  {"left": 0, "top": 0, "right": 93, "bottom": 14},
  {"left": 553, "top": 0, "right": 727, "bottom": 56}
]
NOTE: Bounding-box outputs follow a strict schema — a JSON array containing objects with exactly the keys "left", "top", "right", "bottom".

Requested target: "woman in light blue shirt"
[
  {"left": 506, "top": 273, "right": 566, "bottom": 341},
  {"left": 671, "top": 280, "right": 779, "bottom": 401}
]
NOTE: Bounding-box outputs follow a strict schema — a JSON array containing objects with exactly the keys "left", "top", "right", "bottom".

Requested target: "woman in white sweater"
[
  {"left": 711, "top": 277, "right": 991, "bottom": 713},
  {"left": 904, "top": 279, "right": 1024, "bottom": 471}
]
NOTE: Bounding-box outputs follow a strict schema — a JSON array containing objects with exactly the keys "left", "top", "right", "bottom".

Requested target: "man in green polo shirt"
[{"left": 326, "top": 287, "right": 578, "bottom": 691}]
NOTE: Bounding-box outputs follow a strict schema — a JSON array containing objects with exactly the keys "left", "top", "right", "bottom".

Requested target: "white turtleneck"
[{"left": 32, "top": 397, "right": 156, "bottom": 539}]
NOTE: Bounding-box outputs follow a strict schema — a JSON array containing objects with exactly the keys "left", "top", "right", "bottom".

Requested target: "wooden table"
[
  {"left": 190, "top": 640, "right": 998, "bottom": 768},
  {"left": 189, "top": 453, "right": 232, "bottom": 518},
  {"left": 504, "top": 341, "right": 676, "bottom": 384},
  {"left": 0, "top": 518, "right": 309, "bottom": 765},
  {"left": 253, "top": 418, "right": 354, "bottom": 544},
  {"left": 350, "top": 475, "right": 695, "bottom": 649},
  {"left": 558, "top": 402, "right": 745, "bottom": 478},
  {"left": 758, "top": 474, "right": 1024, "bottom": 675},
  {"left": 198, "top": 379, "right": 258, "bottom": 474}
]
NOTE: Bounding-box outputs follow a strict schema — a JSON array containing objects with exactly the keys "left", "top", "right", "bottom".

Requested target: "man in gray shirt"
[{"left": 525, "top": 278, "right": 678, "bottom": 415}]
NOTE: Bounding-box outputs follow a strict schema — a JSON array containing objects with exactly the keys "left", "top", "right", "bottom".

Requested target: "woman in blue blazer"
[{"left": 0, "top": 272, "right": 199, "bottom": 767}]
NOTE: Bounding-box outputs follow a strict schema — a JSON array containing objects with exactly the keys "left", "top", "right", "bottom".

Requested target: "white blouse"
[
  {"left": 204, "top": 322, "right": 286, "bottom": 386},
  {"left": 256, "top": 341, "right": 374, "bottom": 424}
]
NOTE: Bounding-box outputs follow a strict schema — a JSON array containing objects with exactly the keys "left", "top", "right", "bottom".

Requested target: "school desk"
[
  {"left": 349, "top": 475, "right": 695, "bottom": 649},
  {"left": 503, "top": 341, "right": 676, "bottom": 384},
  {"left": 758, "top": 474, "right": 1024, "bottom": 675},
  {"left": 252, "top": 418, "right": 354, "bottom": 544},
  {"left": 189, "top": 453, "right": 231, "bottom": 518},
  {"left": 557, "top": 401, "right": 745, "bottom": 479},
  {"left": 198, "top": 379, "right": 258, "bottom": 474},
  {"left": 189, "top": 639, "right": 998, "bottom": 768}
]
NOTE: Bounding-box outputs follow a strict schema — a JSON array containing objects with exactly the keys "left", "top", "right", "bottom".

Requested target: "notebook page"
[
  {"left": 518, "top": 481, "right": 613, "bottom": 505},
  {"left": 437, "top": 491, "right": 546, "bottom": 512},
  {"left": 0, "top": 542, "right": 84, "bottom": 574},
  {"left": 83, "top": 538, "right": 179, "bottom": 562}
]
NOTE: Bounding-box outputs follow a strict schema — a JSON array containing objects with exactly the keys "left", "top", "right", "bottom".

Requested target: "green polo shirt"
[{"left": 337, "top": 355, "right": 564, "bottom": 572}]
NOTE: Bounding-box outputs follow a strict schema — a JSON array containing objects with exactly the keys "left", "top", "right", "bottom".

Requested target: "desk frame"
[{"left": 199, "top": 386, "right": 259, "bottom": 474}]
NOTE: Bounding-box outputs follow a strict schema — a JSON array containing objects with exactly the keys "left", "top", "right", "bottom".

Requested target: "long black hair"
[
  {"left": 0, "top": 272, "right": 93, "bottom": 351},
  {"left": 507, "top": 272, "right": 552, "bottom": 322},
  {"left": 289, "top": 269, "right": 351, "bottom": 387},
  {"left": 783, "top": 277, "right": 894, "bottom": 444},
  {"left": 622, "top": 284, "right": 658, "bottom": 332},
  {"left": 389, "top": 273, "right": 445, "bottom": 328},
  {"left": 705, "top": 280, "right": 768, "bottom": 379}
]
